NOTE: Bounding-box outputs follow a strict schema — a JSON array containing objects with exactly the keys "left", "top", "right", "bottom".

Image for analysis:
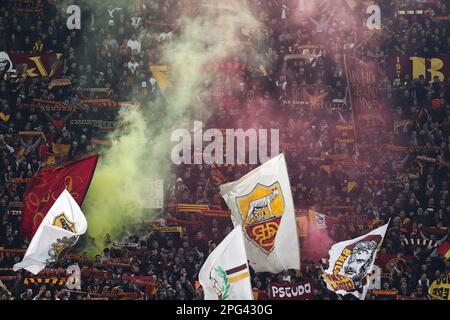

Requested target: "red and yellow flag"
[{"left": 21, "top": 155, "right": 99, "bottom": 238}]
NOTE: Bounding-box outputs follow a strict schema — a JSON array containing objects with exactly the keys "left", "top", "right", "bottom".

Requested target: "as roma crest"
[
  {"left": 46, "top": 236, "right": 78, "bottom": 264},
  {"left": 236, "top": 182, "right": 284, "bottom": 254},
  {"left": 53, "top": 213, "right": 76, "bottom": 233}
]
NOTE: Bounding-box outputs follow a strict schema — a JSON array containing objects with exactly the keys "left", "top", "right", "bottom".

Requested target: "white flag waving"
[
  {"left": 199, "top": 225, "right": 253, "bottom": 300},
  {"left": 322, "top": 222, "right": 389, "bottom": 300},
  {"left": 220, "top": 154, "right": 300, "bottom": 273},
  {"left": 13, "top": 189, "right": 87, "bottom": 275}
]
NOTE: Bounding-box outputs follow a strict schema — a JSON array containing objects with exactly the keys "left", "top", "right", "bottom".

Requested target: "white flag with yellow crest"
[
  {"left": 220, "top": 154, "right": 300, "bottom": 273},
  {"left": 13, "top": 189, "right": 87, "bottom": 275}
]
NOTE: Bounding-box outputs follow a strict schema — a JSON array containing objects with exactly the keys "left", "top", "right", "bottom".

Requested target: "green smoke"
[{"left": 80, "top": 1, "right": 259, "bottom": 255}]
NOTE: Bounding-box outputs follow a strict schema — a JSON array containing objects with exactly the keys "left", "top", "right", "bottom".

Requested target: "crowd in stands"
[{"left": 0, "top": 0, "right": 449, "bottom": 300}]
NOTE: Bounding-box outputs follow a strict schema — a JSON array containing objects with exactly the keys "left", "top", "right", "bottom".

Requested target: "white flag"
[
  {"left": 199, "top": 225, "right": 253, "bottom": 300},
  {"left": 220, "top": 154, "right": 300, "bottom": 273},
  {"left": 309, "top": 209, "right": 327, "bottom": 229},
  {"left": 322, "top": 222, "right": 389, "bottom": 300},
  {"left": 13, "top": 189, "right": 87, "bottom": 275}
]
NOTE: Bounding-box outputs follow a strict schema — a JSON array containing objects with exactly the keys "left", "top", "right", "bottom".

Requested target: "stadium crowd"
[{"left": 0, "top": 0, "right": 449, "bottom": 300}]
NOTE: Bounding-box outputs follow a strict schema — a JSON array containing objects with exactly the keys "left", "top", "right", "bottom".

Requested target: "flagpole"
[{"left": 343, "top": 55, "right": 359, "bottom": 156}]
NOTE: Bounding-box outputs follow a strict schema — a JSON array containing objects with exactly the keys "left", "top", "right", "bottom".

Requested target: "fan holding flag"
[{"left": 13, "top": 189, "right": 88, "bottom": 275}]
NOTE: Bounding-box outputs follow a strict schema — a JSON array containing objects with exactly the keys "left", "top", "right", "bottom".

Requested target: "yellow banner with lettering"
[{"left": 428, "top": 273, "right": 450, "bottom": 300}]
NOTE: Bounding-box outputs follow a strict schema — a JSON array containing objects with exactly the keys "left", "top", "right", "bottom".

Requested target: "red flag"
[
  {"left": 437, "top": 242, "right": 450, "bottom": 259},
  {"left": 21, "top": 154, "right": 99, "bottom": 238},
  {"left": 343, "top": 55, "right": 392, "bottom": 144}
]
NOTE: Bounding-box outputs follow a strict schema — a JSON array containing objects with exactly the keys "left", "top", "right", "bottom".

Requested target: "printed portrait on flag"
[
  {"left": 322, "top": 222, "right": 389, "bottom": 299},
  {"left": 328, "top": 235, "right": 381, "bottom": 291}
]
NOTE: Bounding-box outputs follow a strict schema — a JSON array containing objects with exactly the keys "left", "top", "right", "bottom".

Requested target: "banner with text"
[
  {"left": 268, "top": 280, "right": 314, "bottom": 300},
  {"left": 344, "top": 55, "right": 391, "bottom": 143}
]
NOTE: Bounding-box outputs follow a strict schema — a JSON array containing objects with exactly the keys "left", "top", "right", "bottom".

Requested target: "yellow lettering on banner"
[
  {"left": 410, "top": 57, "right": 445, "bottom": 83},
  {"left": 428, "top": 273, "right": 450, "bottom": 300},
  {"left": 342, "top": 248, "right": 352, "bottom": 256},
  {"left": 429, "top": 58, "right": 444, "bottom": 82},
  {"left": 29, "top": 56, "right": 48, "bottom": 77},
  {"left": 410, "top": 57, "right": 426, "bottom": 80}
]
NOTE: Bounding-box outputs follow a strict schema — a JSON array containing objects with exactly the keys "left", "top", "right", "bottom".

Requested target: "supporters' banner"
[
  {"left": 6, "top": 201, "right": 22, "bottom": 217},
  {"left": 79, "top": 99, "right": 123, "bottom": 107},
  {"left": 211, "top": 168, "right": 228, "bottom": 184},
  {"left": 220, "top": 154, "right": 300, "bottom": 273},
  {"left": 90, "top": 139, "right": 112, "bottom": 146},
  {"left": 52, "top": 143, "right": 71, "bottom": 157},
  {"left": 142, "top": 179, "right": 164, "bottom": 209},
  {"left": 112, "top": 242, "right": 140, "bottom": 249},
  {"left": 358, "top": 144, "right": 442, "bottom": 153},
  {"left": 24, "top": 277, "right": 66, "bottom": 286},
  {"left": 18, "top": 131, "right": 46, "bottom": 140},
  {"left": 291, "top": 44, "right": 324, "bottom": 56},
  {"left": 387, "top": 55, "right": 450, "bottom": 83},
  {"left": 152, "top": 226, "right": 183, "bottom": 237},
  {"left": 322, "top": 222, "right": 389, "bottom": 300},
  {"left": 283, "top": 84, "right": 345, "bottom": 111},
  {"left": 122, "top": 275, "right": 158, "bottom": 286},
  {"left": 268, "top": 280, "right": 314, "bottom": 300},
  {"left": 12, "top": 1, "right": 44, "bottom": 14},
  {"left": 78, "top": 88, "right": 113, "bottom": 99},
  {"left": 69, "top": 119, "right": 118, "bottom": 129},
  {"left": 199, "top": 225, "right": 253, "bottom": 300},
  {"left": 65, "top": 264, "right": 81, "bottom": 290},
  {"left": 371, "top": 289, "right": 397, "bottom": 299},
  {"left": 48, "top": 79, "right": 71, "bottom": 89},
  {"left": 21, "top": 155, "right": 98, "bottom": 237},
  {"left": 375, "top": 254, "right": 412, "bottom": 273},
  {"left": 17, "top": 99, "right": 87, "bottom": 112},
  {"left": 6, "top": 52, "right": 64, "bottom": 77},
  {"left": 344, "top": 55, "right": 391, "bottom": 141},
  {"left": 333, "top": 124, "right": 356, "bottom": 144},
  {"left": 428, "top": 273, "right": 450, "bottom": 300},
  {"left": 13, "top": 190, "right": 88, "bottom": 275}
]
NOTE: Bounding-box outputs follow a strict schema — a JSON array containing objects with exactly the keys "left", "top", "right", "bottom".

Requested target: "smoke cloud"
[
  {"left": 80, "top": 1, "right": 260, "bottom": 253},
  {"left": 301, "top": 224, "right": 334, "bottom": 263}
]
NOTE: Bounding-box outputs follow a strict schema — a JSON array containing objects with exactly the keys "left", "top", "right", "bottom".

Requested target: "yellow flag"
[
  {"left": 345, "top": 0, "right": 360, "bottom": 10},
  {"left": 259, "top": 64, "right": 269, "bottom": 77},
  {"left": 321, "top": 165, "right": 331, "bottom": 174},
  {"left": 347, "top": 181, "right": 357, "bottom": 193},
  {"left": 149, "top": 65, "right": 172, "bottom": 90},
  {"left": 296, "top": 216, "right": 308, "bottom": 238},
  {"left": 428, "top": 273, "right": 450, "bottom": 300}
]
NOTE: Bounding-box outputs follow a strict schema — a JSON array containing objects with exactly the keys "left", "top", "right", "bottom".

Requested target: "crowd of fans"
[{"left": 0, "top": 0, "right": 449, "bottom": 300}]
